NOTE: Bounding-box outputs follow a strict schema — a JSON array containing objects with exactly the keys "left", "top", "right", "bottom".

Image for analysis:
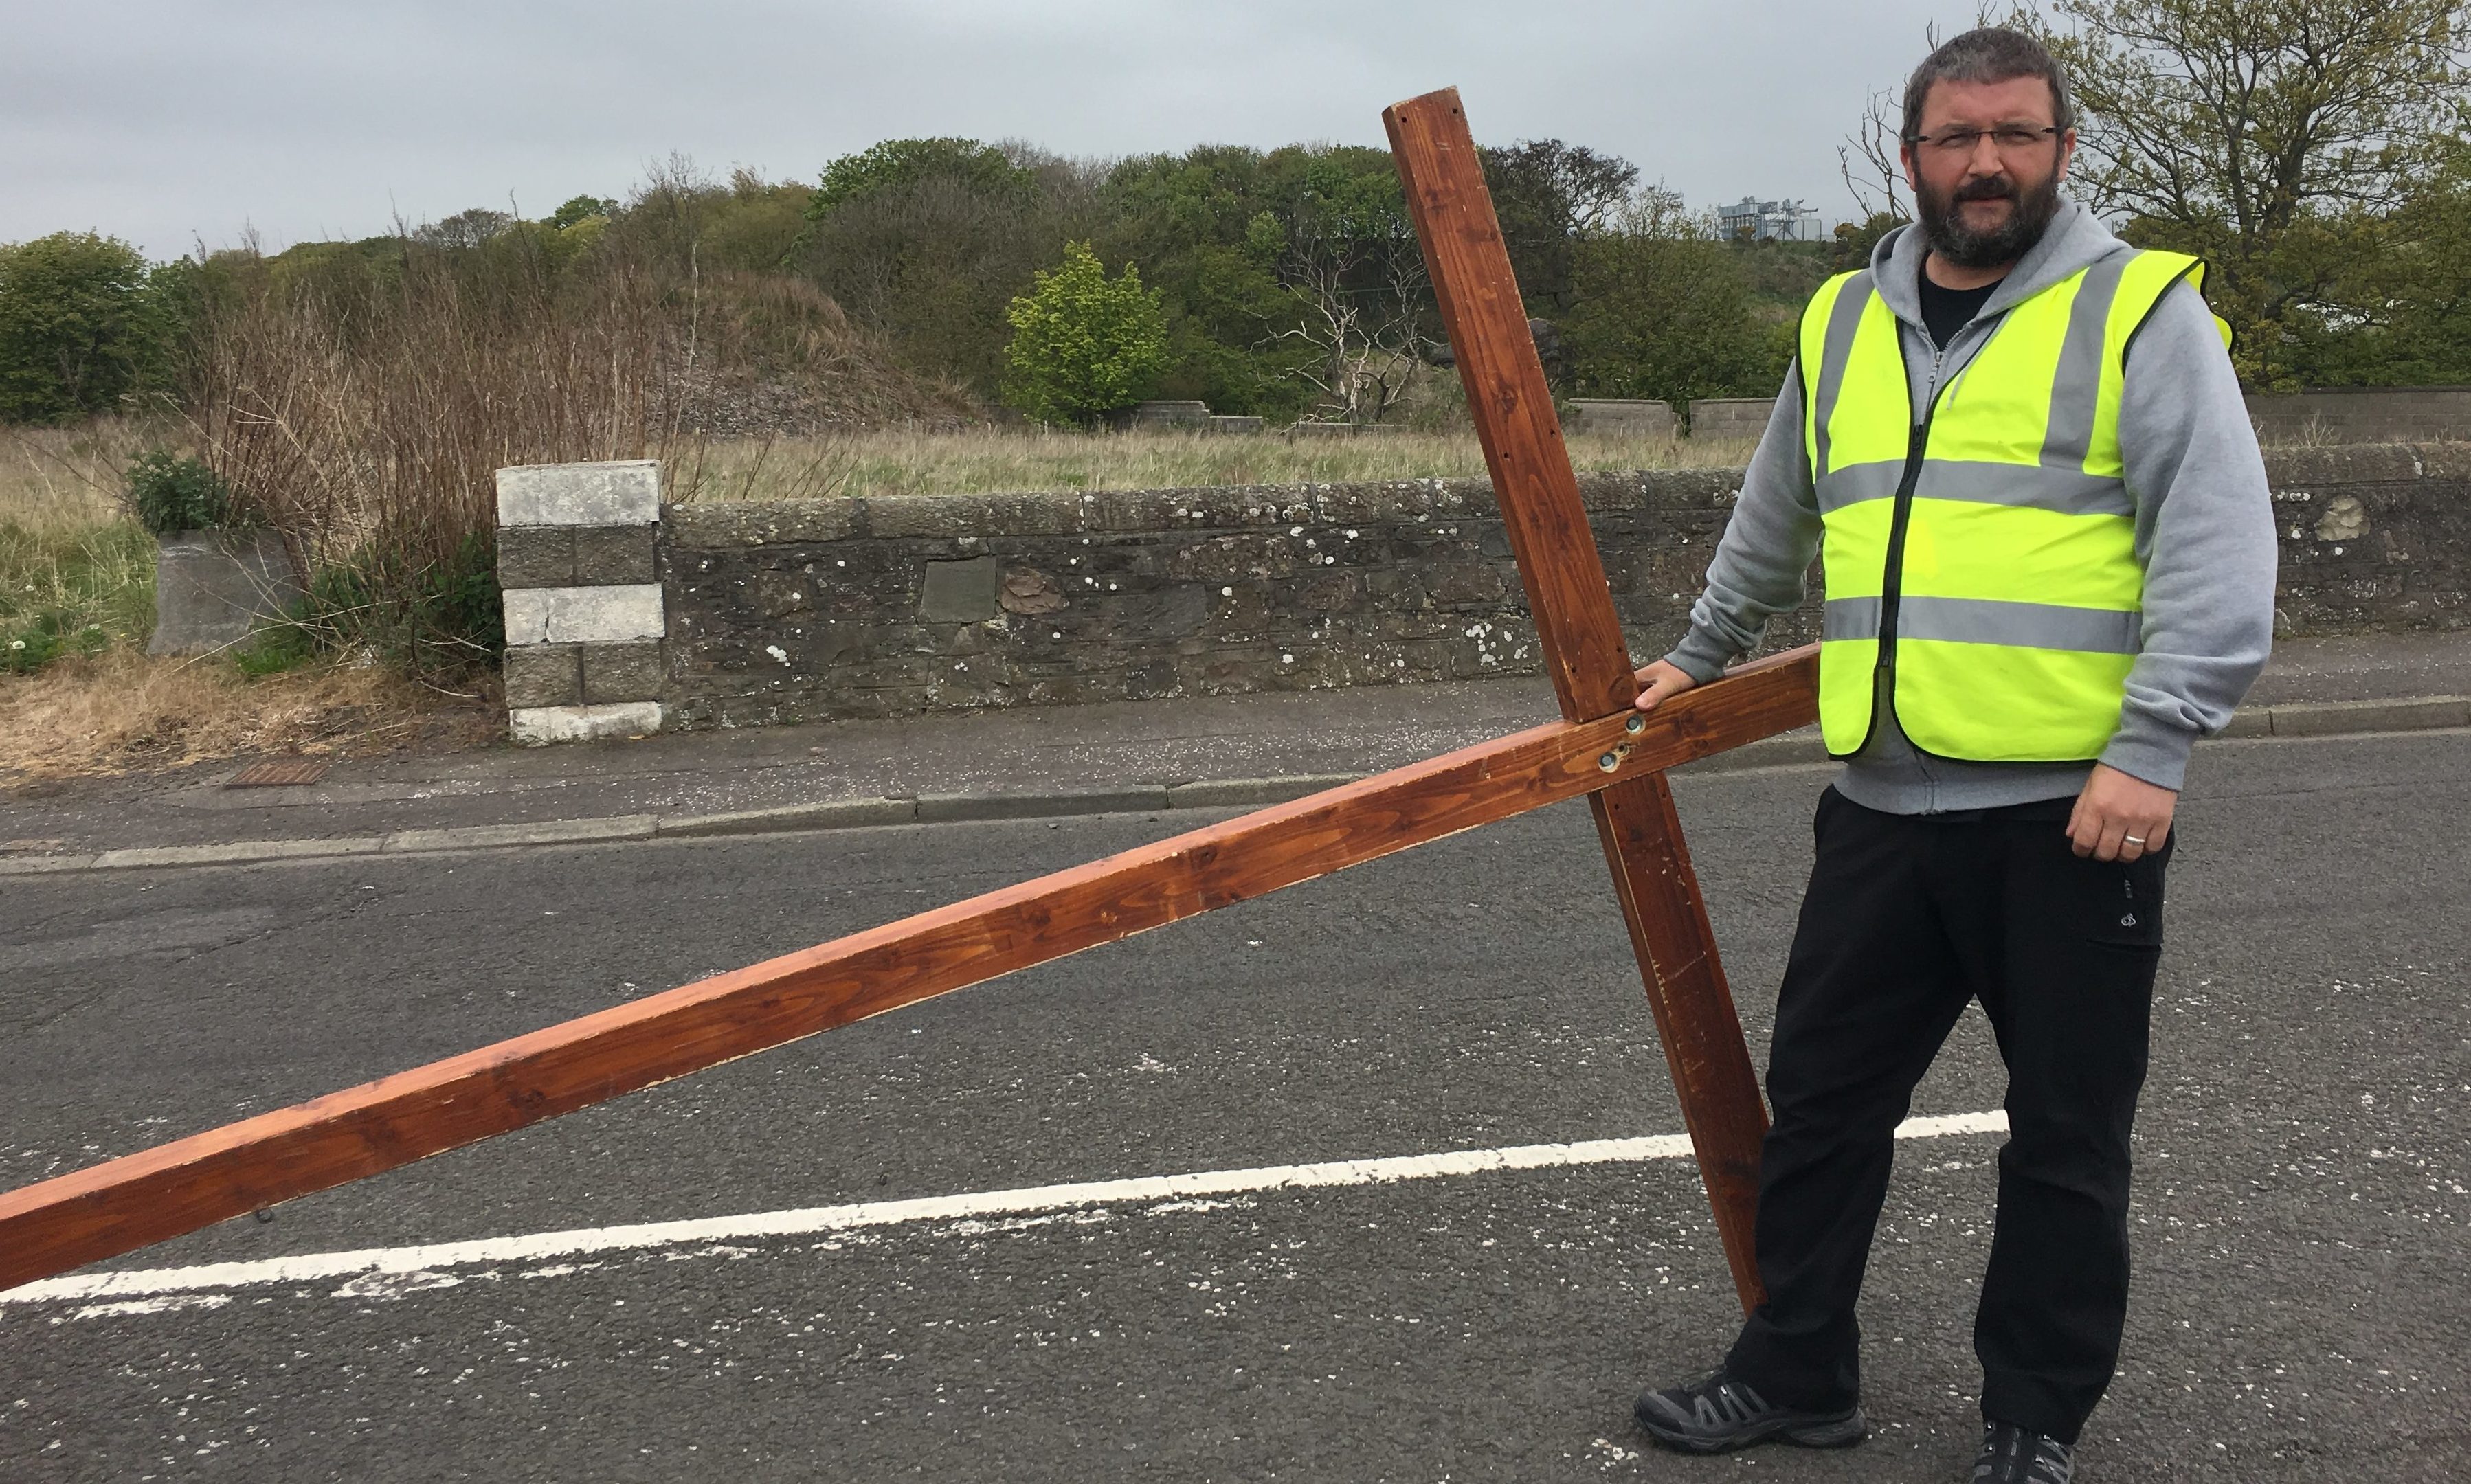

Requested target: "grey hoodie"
[{"left": 1664, "top": 200, "right": 2279, "bottom": 813}]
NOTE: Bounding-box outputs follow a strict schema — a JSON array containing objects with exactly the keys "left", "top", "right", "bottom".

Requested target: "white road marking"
[{"left": 4, "top": 1111, "right": 2007, "bottom": 1312}]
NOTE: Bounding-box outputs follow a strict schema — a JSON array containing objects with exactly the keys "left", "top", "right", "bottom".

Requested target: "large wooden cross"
[{"left": 0, "top": 90, "right": 1811, "bottom": 1309}]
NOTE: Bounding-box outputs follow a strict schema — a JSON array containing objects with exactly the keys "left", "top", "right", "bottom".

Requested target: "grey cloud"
[{"left": 4, "top": 0, "right": 1957, "bottom": 259}]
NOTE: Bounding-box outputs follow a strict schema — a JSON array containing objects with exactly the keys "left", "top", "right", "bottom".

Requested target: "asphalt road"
[{"left": 3, "top": 732, "right": 2466, "bottom": 1483}]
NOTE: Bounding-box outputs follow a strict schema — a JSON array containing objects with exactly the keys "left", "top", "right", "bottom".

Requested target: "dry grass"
[
  {"left": 0, "top": 419, "right": 153, "bottom": 535},
  {"left": 0, "top": 647, "right": 500, "bottom": 783},
  {"left": 196, "top": 251, "right": 672, "bottom": 674},
  {"left": 685, "top": 425, "right": 1763, "bottom": 502}
]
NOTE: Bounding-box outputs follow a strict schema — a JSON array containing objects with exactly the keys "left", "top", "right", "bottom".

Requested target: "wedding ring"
[{"left": 2123, "top": 835, "right": 2146, "bottom": 846}]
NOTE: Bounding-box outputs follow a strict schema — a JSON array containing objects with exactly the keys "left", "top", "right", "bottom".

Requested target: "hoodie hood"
[{"left": 1868, "top": 198, "right": 2129, "bottom": 327}]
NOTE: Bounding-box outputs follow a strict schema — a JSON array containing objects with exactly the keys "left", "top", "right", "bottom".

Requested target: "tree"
[
  {"left": 2013, "top": 0, "right": 2471, "bottom": 384},
  {"left": 548, "top": 195, "right": 617, "bottom": 230},
  {"left": 1831, "top": 212, "right": 1902, "bottom": 271},
  {"left": 1000, "top": 242, "right": 1167, "bottom": 424},
  {"left": 1480, "top": 139, "right": 1640, "bottom": 314},
  {"left": 2278, "top": 135, "right": 2471, "bottom": 385},
  {"left": 1561, "top": 192, "right": 1788, "bottom": 412},
  {"left": 1100, "top": 146, "right": 1323, "bottom": 418},
  {"left": 416, "top": 208, "right": 515, "bottom": 250},
  {"left": 0, "top": 232, "right": 179, "bottom": 423},
  {"left": 1262, "top": 150, "right": 1433, "bottom": 425},
  {"left": 803, "top": 138, "right": 1038, "bottom": 223},
  {"left": 792, "top": 139, "right": 1076, "bottom": 390}
]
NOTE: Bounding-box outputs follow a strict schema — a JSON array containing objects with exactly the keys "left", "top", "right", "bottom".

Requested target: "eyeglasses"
[{"left": 1907, "top": 125, "right": 2061, "bottom": 155}]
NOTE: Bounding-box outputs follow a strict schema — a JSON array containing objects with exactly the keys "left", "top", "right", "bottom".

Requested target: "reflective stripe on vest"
[{"left": 1798, "top": 249, "right": 2207, "bottom": 763}]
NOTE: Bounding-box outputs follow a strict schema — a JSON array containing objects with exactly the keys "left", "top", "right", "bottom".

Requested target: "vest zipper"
[{"left": 1871, "top": 335, "right": 1947, "bottom": 734}]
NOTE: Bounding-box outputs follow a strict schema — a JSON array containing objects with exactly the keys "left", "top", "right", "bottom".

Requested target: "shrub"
[
  {"left": 191, "top": 240, "right": 656, "bottom": 678},
  {"left": 790, "top": 146, "right": 1084, "bottom": 392},
  {"left": 1000, "top": 243, "right": 1167, "bottom": 425},
  {"left": 266, "top": 532, "right": 504, "bottom": 676},
  {"left": 0, "top": 232, "right": 183, "bottom": 425},
  {"left": 126, "top": 450, "right": 236, "bottom": 536}
]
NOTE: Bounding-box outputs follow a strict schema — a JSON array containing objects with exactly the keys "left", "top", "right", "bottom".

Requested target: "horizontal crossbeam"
[{"left": 0, "top": 648, "right": 1815, "bottom": 1295}]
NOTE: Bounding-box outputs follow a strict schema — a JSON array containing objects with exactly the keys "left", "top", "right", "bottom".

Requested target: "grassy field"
[{"left": 675, "top": 425, "right": 1763, "bottom": 503}]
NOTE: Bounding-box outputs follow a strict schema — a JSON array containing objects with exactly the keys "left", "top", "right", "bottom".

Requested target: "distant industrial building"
[{"left": 1719, "top": 197, "right": 1826, "bottom": 243}]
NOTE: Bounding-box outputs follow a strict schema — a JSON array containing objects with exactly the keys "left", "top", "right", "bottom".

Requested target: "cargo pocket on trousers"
[{"left": 2083, "top": 838, "right": 2171, "bottom": 952}]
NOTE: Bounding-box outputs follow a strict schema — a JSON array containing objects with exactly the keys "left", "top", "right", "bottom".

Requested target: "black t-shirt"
[{"left": 1918, "top": 263, "right": 1999, "bottom": 348}]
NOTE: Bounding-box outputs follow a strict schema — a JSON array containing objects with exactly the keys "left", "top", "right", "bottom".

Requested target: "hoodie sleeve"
[
  {"left": 2103, "top": 280, "right": 2279, "bottom": 790},
  {"left": 1661, "top": 371, "right": 1826, "bottom": 684}
]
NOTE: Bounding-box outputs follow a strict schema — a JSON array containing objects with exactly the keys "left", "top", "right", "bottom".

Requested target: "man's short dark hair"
[{"left": 1901, "top": 27, "right": 2077, "bottom": 142}]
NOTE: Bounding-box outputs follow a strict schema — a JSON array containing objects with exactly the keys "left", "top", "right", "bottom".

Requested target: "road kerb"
[
  {"left": 657, "top": 798, "right": 919, "bottom": 836},
  {"left": 2266, "top": 694, "right": 2470, "bottom": 737},
  {"left": 1165, "top": 774, "right": 1364, "bottom": 809},
  {"left": 915, "top": 786, "right": 1171, "bottom": 822},
  {"left": 88, "top": 837, "right": 388, "bottom": 870},
  {"left": 6, "top": 693, "right": 2463, "bottom": 877},
  {"left": 382, "top": 816, "right": 659, "bottom": 853},
  {"left": 0, "top": 853, "right": 102, "bottom": 876}
]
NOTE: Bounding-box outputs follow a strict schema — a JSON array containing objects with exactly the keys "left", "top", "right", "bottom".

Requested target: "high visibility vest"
[{"left": 1799, "top": 249, "right": 2216, "bottom": 762}]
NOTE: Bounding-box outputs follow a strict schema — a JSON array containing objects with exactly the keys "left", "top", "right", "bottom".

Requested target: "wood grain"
[
  {"left": 1587, "top": 775, "right": 1770, "bottom": 1305},
  {"left": 1383, "top": 88, "right": 1633, "bottom": 719},
  {"left": 1386, "top": 86, "right": 1774, "bottom": 1310},
  {"left": 0, "top": 649, "right": 1815, "bottom": 1295}
]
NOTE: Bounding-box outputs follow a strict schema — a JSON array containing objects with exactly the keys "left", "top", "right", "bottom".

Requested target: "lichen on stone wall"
[{"left": 654, "top": 451, "right": 2467, "bottom": 728}]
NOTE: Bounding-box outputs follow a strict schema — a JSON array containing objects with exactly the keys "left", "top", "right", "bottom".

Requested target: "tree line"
[{"left": 2, "top": 0, "right": 2466, "bottom": 429}]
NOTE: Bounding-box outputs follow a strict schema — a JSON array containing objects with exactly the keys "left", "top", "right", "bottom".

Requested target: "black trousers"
[{"left": 1724, "top": 786, "right": 2171, "bottom": 1444}]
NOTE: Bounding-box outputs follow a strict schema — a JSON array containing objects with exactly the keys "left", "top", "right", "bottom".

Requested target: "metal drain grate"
[{"left": 225, "top": 758, "right": 329, "bottom": 788}]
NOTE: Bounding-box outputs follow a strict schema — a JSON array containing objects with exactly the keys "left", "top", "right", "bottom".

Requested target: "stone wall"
[
  {"left": 2259, "top": 444, "right": 2471, "bottom": 634},
  {"left": 1569, "top": 400, "right": 1677, "bottom": 438},
  {"left": 2245, "top": 387, "right": 2471, "bottom": 445},
  {"left": 1684, "top": 398, "right": 1776, "bottom": 441},
  {"left": 650, "top": 446, "right": 2467, "bottom": 728},
  {"left": 658, "top": 470, "right": 1782, "bottom": 728}
]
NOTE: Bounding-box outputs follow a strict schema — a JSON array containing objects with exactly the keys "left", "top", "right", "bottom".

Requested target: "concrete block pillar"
[{"left": 495, "top": 460, "right": 667, "bottom": 745}]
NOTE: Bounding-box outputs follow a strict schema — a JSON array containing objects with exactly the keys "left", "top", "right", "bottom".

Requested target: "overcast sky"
[{"left": 6, "top": 0, "right": 1965, "bottom": 260}]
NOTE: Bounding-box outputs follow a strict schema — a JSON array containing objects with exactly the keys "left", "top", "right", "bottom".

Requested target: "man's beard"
[{"left": 1916, "top": 169, "right": 2063, "bottom": 269}]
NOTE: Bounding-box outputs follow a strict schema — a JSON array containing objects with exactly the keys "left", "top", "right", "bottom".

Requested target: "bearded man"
[{"left": 1626, "top": 27, "right": 2277, "bottom": 1484}]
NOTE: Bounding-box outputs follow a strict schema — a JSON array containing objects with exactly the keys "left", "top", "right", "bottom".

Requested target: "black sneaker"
[
  {"left": 1971, "top": 1420, "right": 2075, "bottom": 1482},
  {"left": 1632, "top": 1369, "right": 1869, "bottom": 1453}
]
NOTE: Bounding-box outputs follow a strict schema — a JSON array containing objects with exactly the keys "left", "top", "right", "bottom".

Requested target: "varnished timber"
[
  {"left": 1587, "top": 772, "right": 1770, "bottom": 1305},
  {"left": 1386, "top": 87, "right": 1772, "bottom": 1309},
  {"left": 0, "top": 648, "right": 1815, "bottom": 1295},
  {"left": 1382, "top": 92, "right": 1633, "bottom": 721}
]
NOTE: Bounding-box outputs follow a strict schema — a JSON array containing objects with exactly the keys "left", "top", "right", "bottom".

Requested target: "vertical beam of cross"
[{"left": 1385, "top": 88, "right": 1771, "bottom": 1310}]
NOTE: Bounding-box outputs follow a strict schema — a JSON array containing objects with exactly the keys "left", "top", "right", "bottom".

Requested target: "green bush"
[
  {"left": 0, "top": 232, "right": 184, "bottom": 424},
  {"left": 126, "top": 450, "right": 236, "bottom": 536},
  {"left": 1000, "top": 243, "right": 1168, "bottom": 425}
]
